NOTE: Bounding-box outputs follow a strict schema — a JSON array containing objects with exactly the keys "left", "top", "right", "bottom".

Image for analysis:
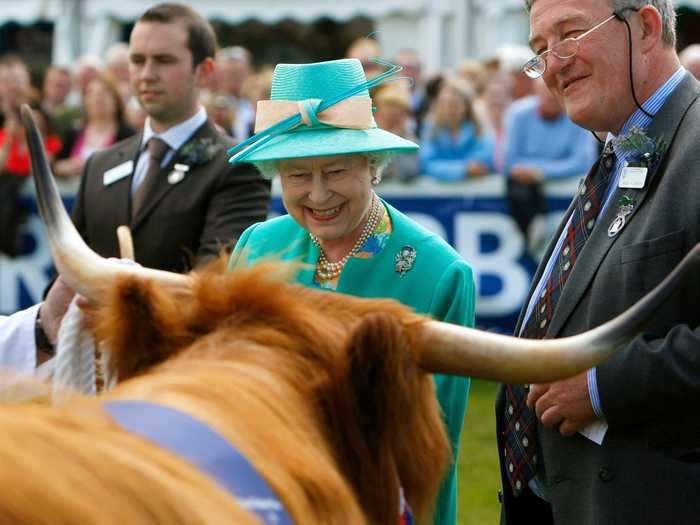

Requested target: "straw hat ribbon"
[{"left": 254, "top": 97, "right": 373, "bottom": 133}]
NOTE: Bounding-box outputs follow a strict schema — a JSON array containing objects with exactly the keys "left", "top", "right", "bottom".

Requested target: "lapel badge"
[
  {"left": 619, "top": 162, "right": 648, "bottom": 189},
  {"left": 168, "top": 163, "right": 190, "bottom": 185},
  {"left": 394, "top": 245, "right": 416, "bottom": 277},
  {"left": 608, "top": 195, "right": 635, "bottom": 238}
]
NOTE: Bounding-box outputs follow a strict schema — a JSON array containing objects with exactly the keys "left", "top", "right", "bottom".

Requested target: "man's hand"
[
  {"left": 511, "top": 165, "right": 544, "bottom": 184},
  {"left": 40, "top": 277, "right": 76, "bottom": 345},
  {"left": 526, "top": 371, "right": 596, "bottom": 436},
  {"left": 466, "top": 160, "right": 489, "bottom": 178}
]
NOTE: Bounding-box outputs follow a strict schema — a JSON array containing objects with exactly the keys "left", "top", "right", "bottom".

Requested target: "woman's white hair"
[{"left": 254, "top": 151, "right": 395, "bottom": 183}]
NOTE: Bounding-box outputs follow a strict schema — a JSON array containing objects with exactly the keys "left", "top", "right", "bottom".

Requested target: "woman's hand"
[{"left": 53, "top": 157, "right": 86, "bottom": 178}]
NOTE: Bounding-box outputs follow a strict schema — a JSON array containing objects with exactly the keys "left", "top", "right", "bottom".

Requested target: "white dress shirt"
[{"left": 0, "top": 304, "right": 39, "bottom": 376}]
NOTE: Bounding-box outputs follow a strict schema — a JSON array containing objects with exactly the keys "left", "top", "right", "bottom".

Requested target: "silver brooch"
[
  {"left": 168, "top": 163, "right": 190, "bottom": 185},
  {"left": 394, "top": 245, "right": 416, "bottom": 276},
  {"left": 608, "top": 196, "right": 635, "bottom": 238}
]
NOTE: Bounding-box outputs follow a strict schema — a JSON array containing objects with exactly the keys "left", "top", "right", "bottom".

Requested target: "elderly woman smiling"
[{"left": 229, "top": 58, "right": 475, "bottom": 525}]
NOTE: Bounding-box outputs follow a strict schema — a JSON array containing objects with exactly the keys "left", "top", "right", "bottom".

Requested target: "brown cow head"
[{"left": 94, "top": 259, "right": 448, "bottom": 522}]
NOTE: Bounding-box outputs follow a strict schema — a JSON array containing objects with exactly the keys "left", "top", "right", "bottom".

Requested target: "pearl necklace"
[{"left": 311, "top": 194, "right": 383, "bottom": 280}]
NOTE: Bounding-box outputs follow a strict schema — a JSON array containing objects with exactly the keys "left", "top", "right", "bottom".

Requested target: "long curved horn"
[
  {"left": 420, "top": 243, "right": 700, "bottom": 384},
  {"left": 21, "top": 105, "right": 191, "bottom": 302}
]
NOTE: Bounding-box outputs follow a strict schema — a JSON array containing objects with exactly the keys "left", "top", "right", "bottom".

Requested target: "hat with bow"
[{"left": 228, "top": 58, "right": 418, "bottom": 164}]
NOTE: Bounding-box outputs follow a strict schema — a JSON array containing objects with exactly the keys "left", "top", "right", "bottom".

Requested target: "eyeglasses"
[{"left": 522, "top": 13, "right": 618, "bottom": 79}]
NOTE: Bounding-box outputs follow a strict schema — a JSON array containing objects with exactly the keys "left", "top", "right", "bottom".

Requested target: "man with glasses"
[{"left": 496, "top": 1, "right": 700, "bottom": 524}]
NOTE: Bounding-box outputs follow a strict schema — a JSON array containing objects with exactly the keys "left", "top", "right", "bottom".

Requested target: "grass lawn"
[{"left": 456, "top": 379, "right": 501, "bottom": 525}]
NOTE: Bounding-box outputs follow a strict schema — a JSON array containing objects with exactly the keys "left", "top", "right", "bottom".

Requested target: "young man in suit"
[
  {"left": 497, "top": 1, "right": 700, "bottom": 524},
  {"left": 71, "top": 3, "right": 270, "bottom": 272}
]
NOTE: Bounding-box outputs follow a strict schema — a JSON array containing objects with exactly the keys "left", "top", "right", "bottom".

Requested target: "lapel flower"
[
  {"left": 611, "top": 126, "right": 666, "bottom": 168},
  {"left": 178, "top": 137, "right": 221, "bottom": 166}
]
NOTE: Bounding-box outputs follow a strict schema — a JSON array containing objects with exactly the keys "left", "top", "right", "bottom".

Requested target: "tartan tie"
[
  {"left": 132, "top": 137, "right": 169, "bottom": 219},
  {"left": 503, "top": 143, "right": 616, "bottom": 496}
]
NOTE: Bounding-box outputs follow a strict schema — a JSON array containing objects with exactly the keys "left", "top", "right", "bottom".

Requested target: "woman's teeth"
[{"left": 313, "top": 206, "right": 341, "bottom": 217}]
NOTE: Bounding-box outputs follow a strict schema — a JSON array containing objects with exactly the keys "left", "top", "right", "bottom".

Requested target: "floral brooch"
[
  {"left": 394, "top": 245, "right": 416, "bottom": 276},
  {"left": 611, "top": 126, "right": 666, "bottom": 169},
  {"left": 178, "top": 138, "right": 221, "bottom": 166}
]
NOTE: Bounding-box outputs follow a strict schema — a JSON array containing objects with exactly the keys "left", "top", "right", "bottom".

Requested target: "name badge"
[
  {"left": 103, "top": 161, "right": 134, "bottom": 186},
  {"left": 619, "top": 164, "right": 647, "bottom": 189}
]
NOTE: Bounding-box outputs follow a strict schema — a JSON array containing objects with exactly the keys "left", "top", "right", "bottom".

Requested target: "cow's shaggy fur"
[{"left": 0, "top": 258, "right": 451, "bottom": 524}]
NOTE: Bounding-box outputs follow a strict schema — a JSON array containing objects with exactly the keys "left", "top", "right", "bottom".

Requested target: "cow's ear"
[
  {"left": 320, "top": 312, "right": 450, "bottom": 524},
  {"left": 94, "top": 277, "right": 192, "bottom": 380}
]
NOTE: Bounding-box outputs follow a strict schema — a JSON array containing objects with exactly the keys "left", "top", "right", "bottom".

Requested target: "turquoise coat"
[{"left": 231, "top": 202, "right": 475, "bottom": 525}]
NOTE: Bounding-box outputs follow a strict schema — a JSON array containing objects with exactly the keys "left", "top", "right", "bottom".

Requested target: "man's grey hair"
[{"left": 525, "top": 0, "right": 676, "bottom": 48}]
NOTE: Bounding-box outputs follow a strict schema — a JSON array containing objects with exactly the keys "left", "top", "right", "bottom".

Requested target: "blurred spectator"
[
  {"left": 105, "top": 42, "right": 145, "bottom": 129},
  {"left": 422, "top": 73, "right": 445, "bottom": 117},
  {"left": 53, "top": 74, "right": 135, "bottom": 179},
  {"left": 41, "top": 66, "right": 72, "bottom": 116},
  {"left": 456, "top": 59, "right": 488, "bottom": 96},
  {"left": 215, "top": 46, "right": 254, "bottom": 142},
  {"left": 456, "top": 58, "right": 490, "bottom": 136},
  {"left": 482, "top": 73, "right": 513, "bottom": 172},
  {"left": 419, "top": 76, "right": 495, "bottom": 182},
  {"left": 241, "top": 67, "right": 273, "bottom": 112},
  {"left": 497, "top": 44, "right": 536, "bottom": 101},
  {"left": 235, "top": 66, "right": 274, "bottom": 143},
  {"left": 0, "top": 55, "right": 31, "bottom": 126},
  {"left": 503, "top": 79, "right": 597, "bottom": 244},
  {"left": 105, "top": 43, "right": 133, "bottom": 102},
  {"left": 373, "top": 83, "right": 419, "bottom": 183},
  {"left": 679, "top": 44, "right": 700, "bottom": 80},
  {"left": 65, "top": 54, "right": 103, "bottom": 109},
  {"left": 346, "top": 37, "right": 383, "bottom": 79},
  {"left": 0, "top": 90, "right": 62, "bottom": 256},
  {"left": 392, "top": 48, "right": 427, "bottom": 133},
  {"left": 41, "top": 65, "right": 80, "bottom": 140},
  {"left": 202, "top": 93, "right": 236, "bottom": 137}
]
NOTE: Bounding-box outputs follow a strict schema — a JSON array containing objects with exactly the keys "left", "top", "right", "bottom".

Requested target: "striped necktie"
[
  {"left": 132, "top": 137, "right": 169, "bottom": 219},
  {"left": 503, "top": 143, "right": 616, "bottom": 495}
]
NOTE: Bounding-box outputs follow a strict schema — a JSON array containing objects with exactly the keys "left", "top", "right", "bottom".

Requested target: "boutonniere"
[
  {"left": 178, "top": 137, "right": 221, "bottom": 166},
  {"left": 611, "top": 126, "right": 666, "bottom": 169}
]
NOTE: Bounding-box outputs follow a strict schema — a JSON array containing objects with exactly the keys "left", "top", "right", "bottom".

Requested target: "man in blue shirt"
[{"left": 503, "top": 79, "right": 597, "bottom": 244}]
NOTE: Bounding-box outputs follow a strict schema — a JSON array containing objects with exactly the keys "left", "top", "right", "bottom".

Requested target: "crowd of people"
[
  {"left": 3, "top": 23, "right": 699, "bottom": 258},
  {"left": 3, "top": 16, "right": 700, "bottom": 259}
]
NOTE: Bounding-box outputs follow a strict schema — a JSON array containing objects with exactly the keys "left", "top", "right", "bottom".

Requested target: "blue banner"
[{"left": 1, "top": 176, "right": 578, "bottom": 334}]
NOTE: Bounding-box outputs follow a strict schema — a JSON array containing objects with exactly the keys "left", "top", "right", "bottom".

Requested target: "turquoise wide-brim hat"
[{"left": 228, "top": 58, "right": 418, "bottom": 164}]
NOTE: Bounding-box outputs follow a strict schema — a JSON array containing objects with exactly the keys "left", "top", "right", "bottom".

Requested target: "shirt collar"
[
  {"left": 141, "top": 106, "right": 208, "bottom": 151},
  {"left": 606, "top": 67, "right": 687, "bottom": 160}
]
